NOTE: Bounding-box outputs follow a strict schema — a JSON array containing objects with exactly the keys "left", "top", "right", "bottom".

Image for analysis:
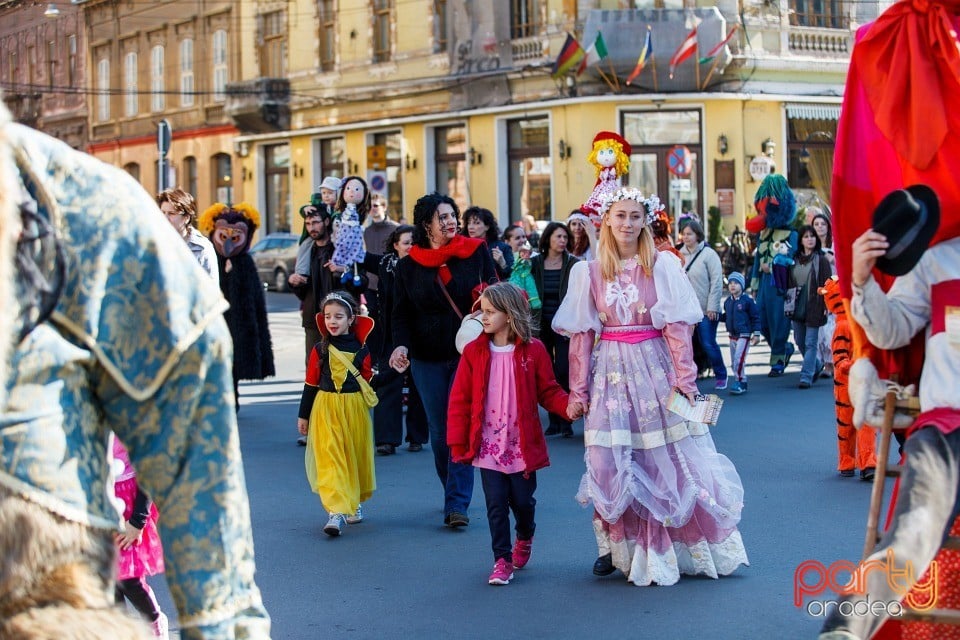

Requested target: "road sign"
[
  {"left": 367, "top": 145, "right": 387, "bottom": 170},
  {"left": 670, "top": 178, "right": 692, "bottom": 193},
  {"left": 749, "top": 155, "right": 775, "bottom": 182},
  {"left": 157, "top": 119, "right": 171, "bottom": 157},
  {"left": 367, "top": 170, "right": 388, "bottom": 201},
  {"left": 667, "top": 145, "right": 692, "bottom": 177}
]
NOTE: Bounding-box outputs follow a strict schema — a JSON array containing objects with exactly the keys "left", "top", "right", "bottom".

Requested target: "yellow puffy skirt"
[{"left": 305, "top": 391, "right": 376, "bottom": 516}]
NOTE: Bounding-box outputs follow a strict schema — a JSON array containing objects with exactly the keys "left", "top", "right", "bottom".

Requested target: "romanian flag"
[
  {"left": 551, "top": 33, "right": 586, "bottom": 79},
  {"left": 698, "top": 24, "right": 739, "bottom": 64},
  {"left": 626, "top": 27, "right": 654, "bottom": 85},
  {"left": 577, "top": 32, "right": 609, "bottom": 75},
  {"left": 669, "top": 27, "right": 699, "bottom": 79}
]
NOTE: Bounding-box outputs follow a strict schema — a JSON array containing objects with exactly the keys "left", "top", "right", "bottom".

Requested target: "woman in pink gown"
[{"left": 553, "top": 188, "right": 749, "bottom": 586}]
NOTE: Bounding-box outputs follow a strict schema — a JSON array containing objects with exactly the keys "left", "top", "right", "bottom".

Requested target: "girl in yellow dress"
[{"left": 297, "top": 291, "right": 377, "bottom": 536}]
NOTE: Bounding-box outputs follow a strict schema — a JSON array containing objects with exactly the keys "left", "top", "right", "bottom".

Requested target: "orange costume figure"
[{"left": 819, "top": 277, "right": 877, "bottom": 480}]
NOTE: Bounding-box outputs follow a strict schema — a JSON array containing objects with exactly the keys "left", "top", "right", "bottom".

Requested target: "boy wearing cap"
[
  {"left": 295, "top": 176, "right": 342, "bottom": 279},
  {"left": 720, "top": 271, "right": 761, "bottom": 395}
]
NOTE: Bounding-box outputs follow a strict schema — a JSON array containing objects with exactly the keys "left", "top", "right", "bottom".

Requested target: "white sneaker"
[
  {"left": 151, "top": 612, "right": 169, "bottom": 640},
  {"left": 324, "top": 513, "right": 345, "bottom": 536},
  {"left": 345, "top": 504, "right": 363, "bottom": 524}
]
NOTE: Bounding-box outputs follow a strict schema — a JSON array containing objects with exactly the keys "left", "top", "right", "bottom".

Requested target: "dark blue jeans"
[
  {"left": 410, "top": 358, "right": 474, "bottom": 517},
  {"left": 697, "top": 316, "right": 728, "bottom": 381},
  {"left": 480, "top": 468, "right": 537, "bottom": 562}
]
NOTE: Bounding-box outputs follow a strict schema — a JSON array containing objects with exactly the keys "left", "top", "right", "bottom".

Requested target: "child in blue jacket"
[{"left": 721, "top": 272, "right": 761, "bottom": 395}]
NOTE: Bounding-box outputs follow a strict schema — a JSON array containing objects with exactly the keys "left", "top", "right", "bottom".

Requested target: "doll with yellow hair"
[{"left": 580, "top": 131, "right": 632, "bottom": 222}]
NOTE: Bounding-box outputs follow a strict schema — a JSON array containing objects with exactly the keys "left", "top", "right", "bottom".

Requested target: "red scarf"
[{"left": 408, "top": 235, "right": 483, "bottom": 284}]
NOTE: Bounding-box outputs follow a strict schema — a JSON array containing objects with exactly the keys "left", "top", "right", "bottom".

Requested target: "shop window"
[{"left": 507, "top": 116, "right": 551, "bottom": 222}]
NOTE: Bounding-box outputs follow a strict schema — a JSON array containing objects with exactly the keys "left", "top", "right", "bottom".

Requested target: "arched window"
[
  {"left": 124, "top": 51, "right": 138, "bottom": 116},
  {"left": 183, "top": 156, "right": 198, "bottom": 199},
  {"left": 212, "top": 30, "right": 228, "bottom": 102},
  {"left": 124, "top": 162, "right": 140, "bottom": 183}
]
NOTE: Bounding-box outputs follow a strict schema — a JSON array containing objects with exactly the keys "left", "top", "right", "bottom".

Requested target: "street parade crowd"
[{"left": 4, "top": 0, "right": 960, "bottom": 634}]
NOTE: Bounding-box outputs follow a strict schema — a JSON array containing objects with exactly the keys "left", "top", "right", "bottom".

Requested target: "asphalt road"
[{"left": 149, "top": 292, "right": 886, "bottom": 639}]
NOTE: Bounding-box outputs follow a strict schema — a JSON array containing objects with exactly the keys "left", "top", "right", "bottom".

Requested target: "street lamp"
[{"left": 44, "top": 3, "right": 60, "bottom": 18}]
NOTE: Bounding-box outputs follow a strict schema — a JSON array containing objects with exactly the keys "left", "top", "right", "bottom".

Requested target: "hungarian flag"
[
  {"left": 577, "top": 32, "right": 609, "bottom": 75},
  {"left": 698, "top": 24, "right": 739, "bottom": 64},
  {"left": 669, "top": 27, "right": 699, "bottom": 79},
  {"left": 625, "top": 28, "right": 653, "bottom": 85},
  {"left": 551, "top": 33, "right": 585, "bottom": 79}
]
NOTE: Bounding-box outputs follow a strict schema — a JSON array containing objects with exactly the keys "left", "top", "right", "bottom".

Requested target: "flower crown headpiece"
[{"left": 597, "top": 187, "right": 664, "bottom": 226}]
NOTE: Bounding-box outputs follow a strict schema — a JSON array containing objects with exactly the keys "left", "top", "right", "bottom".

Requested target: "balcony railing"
[
  {"left": 788, "top": 26, "right": 851, "bottom": 56},
  {"left": 512, "top": 36, "right": 545, "bottom": 63}
]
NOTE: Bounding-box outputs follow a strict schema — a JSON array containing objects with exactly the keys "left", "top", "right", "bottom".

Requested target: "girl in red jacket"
[{"left": 448, "top": 282, "right": 573, "bottom": 585}]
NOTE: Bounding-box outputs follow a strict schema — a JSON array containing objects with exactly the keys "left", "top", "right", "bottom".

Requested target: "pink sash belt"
[{"left": 599, "top": 327, "right": 663, "bottom": 344}]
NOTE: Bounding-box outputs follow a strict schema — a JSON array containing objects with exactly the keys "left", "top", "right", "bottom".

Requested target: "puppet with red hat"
[{"left": 579, "top": 131, "right": 632, "bottom": 224}]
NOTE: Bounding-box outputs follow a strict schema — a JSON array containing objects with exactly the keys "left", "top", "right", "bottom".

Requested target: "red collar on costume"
[{"left": 314, "top": 313, "right": 375, "bottom": 345}]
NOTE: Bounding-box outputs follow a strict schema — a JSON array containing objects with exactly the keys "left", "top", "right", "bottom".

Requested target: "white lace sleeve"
[
  {"left": 650, "top": 251, "right": 704, "bottom": 329},
  {"left": 552, "top": 261, "right": 601, "bottom": 336}
]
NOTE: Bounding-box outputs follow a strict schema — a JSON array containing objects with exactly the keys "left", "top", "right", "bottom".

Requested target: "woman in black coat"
[
  {"left": 373, "top": 225, "right": 427, "bottom": 455},
  {"left": 388, "top": 193, "right": 498, "bottom": 527},
  {"left": 530, "top": 221, "right": 578, "bottom": 437}
]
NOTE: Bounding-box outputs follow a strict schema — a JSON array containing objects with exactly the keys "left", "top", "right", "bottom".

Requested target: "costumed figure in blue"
[
  {"left": 331, "top": 175, "right": 371, "bottom": 296},
  {"left": 199, "top": 202, "right": 276, "bottom": 406},
  {"left": 747, "top": 174, "right": 798, "bottom": 377}
]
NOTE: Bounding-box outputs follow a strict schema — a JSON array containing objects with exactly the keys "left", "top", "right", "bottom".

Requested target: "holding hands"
[
  {"left": 389, "top": 346, "right": 410, "bottom": 372},
  {"left": 567, "top": 401, "right": 586, "bottom": 421}
]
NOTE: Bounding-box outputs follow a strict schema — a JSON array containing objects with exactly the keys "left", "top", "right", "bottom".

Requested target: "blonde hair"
[
  {"left": 587, "top": 139, "right": 630, "bottom": 179},
  {"left": 480, "top": 282, "right": 533, "bottom": 344},
  {"left": 598, "top": 222, "right": 656, "bottom": 282}
]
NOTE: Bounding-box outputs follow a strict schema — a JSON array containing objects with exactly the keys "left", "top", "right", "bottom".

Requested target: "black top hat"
[{"left": 871, "top": 184, "right": 940, "bottom": 277}]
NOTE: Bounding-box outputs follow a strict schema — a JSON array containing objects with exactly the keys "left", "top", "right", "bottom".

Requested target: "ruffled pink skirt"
[
  {"left": 576, "top": 335, "right": 749, "bottom": 585},
  {"left": 114, "top": 477, "right": 165, "bottom": 580}
]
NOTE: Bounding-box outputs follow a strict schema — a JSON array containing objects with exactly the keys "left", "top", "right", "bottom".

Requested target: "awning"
[{"left": 786, "top": 104, "right": 841, "bottom": 120}]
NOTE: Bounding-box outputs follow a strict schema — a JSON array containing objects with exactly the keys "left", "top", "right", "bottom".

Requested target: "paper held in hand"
[{"left": 667, "top": 390, "right": 724, "bottom": 425}]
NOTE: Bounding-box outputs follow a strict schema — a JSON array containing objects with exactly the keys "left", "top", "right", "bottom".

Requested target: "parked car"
[{"left": 250, "top": 233, "right": 299, "bottom": 292}]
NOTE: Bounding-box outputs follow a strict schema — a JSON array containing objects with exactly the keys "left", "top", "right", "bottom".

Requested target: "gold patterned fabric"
[{"left": 0, "top": 123, "right": 270, "bottom": 638}]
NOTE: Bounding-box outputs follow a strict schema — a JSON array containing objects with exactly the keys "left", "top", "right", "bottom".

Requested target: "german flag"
[{"left": 551, "top": 33, "right": 585, "bottom": 79}]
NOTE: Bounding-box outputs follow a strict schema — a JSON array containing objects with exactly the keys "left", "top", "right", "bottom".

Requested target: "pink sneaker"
[
  {"left": 512, "top": 537, "right": 533, "bottom": 569},
  {"left": 488, "top": 558, "right": 514, "bottom": 585}
]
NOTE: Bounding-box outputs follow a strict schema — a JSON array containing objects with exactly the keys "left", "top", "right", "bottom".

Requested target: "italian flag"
[{"left": 577, "top": 32, "right": 609, "bottom": 75}]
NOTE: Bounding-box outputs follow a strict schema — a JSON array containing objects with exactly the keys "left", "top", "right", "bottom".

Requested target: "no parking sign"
[
  {"left": 667, "top": 145, "right": 693, "bottom": 178},
  {"left": 367, "top": 170, "right": 388, "bottom": 201}
]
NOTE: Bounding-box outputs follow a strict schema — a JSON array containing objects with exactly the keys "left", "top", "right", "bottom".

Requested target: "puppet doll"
[{"left": 580, "top": 131, "right": 632, "bottom": 224}]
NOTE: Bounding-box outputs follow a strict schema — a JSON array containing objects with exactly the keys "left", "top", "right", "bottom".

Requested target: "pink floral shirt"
[{"left": 474, "top": 344, "right": 525, "bottom": 474}]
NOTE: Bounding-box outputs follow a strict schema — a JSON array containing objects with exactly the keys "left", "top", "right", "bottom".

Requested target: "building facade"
[
  {"left": 80, "top": 0, "right": 245, "bottom": 212},
  {"left": 0, "top": 1, "right": 88, "bottom": 150},
  {"left": 226, "top": 0, "right": 883, "bottom": 239}
]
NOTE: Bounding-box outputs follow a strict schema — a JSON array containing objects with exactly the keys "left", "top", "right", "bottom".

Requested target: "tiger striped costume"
[{"left": 820, "top": 277, "right": 877, "bottom": 477}]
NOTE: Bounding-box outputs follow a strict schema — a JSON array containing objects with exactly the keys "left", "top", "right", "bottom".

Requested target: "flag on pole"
[
  {"left": 577, "top": 32, "right": 609, "bottom": 75},
  {"left": 698, "top": 24, "right": 739, "bottom": 64},
  {"left": 625, "top": 27, "right": 653, "bottom": 85},
  {"left": 669, "top": 27, "right": 699, "bottom": 79},
  {"left": 551, "top": 33, "right": 586, "bottom": 79}
]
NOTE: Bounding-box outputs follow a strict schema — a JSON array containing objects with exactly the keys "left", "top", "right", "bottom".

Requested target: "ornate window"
[
  {"left": 212, "top": 29, "right": 228, "bottom": 102},
  {"left": 180, "top": 39, "right": 194, "bottom": 107},
  {"left": 510, "top": 0, "right": 541, "bottom": 39},
  {"left": 372, "top": 0, "right": 393, "bottom": 63},
  {"left": 789, "top": 0, "right": 848, "bottom": 29},
  {"left": 150, "top": 45, "right": 164, "bottom": 112},
  {"left": 124, "top": 51, "right": 138, "bottom": 117},
  {"left": 318, "top": 0, "right": 336, "bottom": 72}
]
